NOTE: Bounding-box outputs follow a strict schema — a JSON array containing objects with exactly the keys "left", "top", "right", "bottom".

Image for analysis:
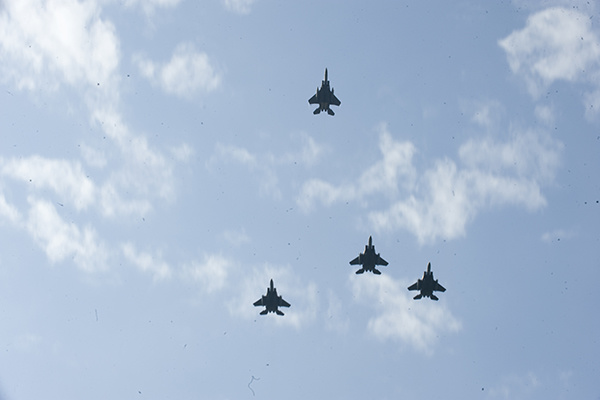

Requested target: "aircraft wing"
[
  {"left": 308, "top": 93, "right": 318, "bottom": 104},
  {"left": 434, "top": 282, "right": 446, "bottom": 292},
  {"left": 330, "top": 93, "right": 341, "bottom": 106},
  {"left": 253, "top": 298, "right": 265, "bottom": 307},
  {"left": 407, "top": 282, "right": 419, "bottom": 291},
  {"left": 278, "top": 298, "right": 291, "bottom": 308},
  {"left": 376, "top": 255, "right": 388, "bottom": 266},
  {"left": 349, "top": 256, "right": 361, "bottom": 265}
]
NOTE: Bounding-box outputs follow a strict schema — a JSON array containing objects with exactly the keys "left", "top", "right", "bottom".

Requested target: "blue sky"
[{"left": 0, "top": 0, "right": 599, "bottom": 399}]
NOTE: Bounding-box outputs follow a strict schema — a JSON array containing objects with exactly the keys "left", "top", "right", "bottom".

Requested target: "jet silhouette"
[
  {"left": 408, "top": 263, "right": 446, "bottom": 300},
  {"left": 253, "top": 279, "right": 291, "bottom": 315},
  {"left": 349, "top": 236, "right": 388, "bottom": 275},
  {"left": 308, "top": 68, "right": 341, "bottom": 115}
]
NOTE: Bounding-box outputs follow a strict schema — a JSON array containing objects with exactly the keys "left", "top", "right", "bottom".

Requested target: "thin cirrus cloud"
[
  {"left": 499, "top": 7, "right": 600, "bottom": 117},
  {"left": 299, "top": 125, "right": 562, "bottom": 244},
  {"left": 135, "top": 43, "right": 221, "bottom": 98}
]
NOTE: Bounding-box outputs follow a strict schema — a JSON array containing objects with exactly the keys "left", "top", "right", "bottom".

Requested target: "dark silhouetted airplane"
[
  {"left": 253, "top": 279, "right": 291, "bottom": 315},
  {"left": 349, "top": 236, "right": 388, "bottom": 275},
  {"left": 308, "top": 68, "right": 341, "bottom": 115},
  {"left": 408, "top": 263, "right": 446, "bottom": 300}
]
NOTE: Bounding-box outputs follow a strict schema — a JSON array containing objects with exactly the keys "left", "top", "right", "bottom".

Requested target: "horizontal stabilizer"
[
  {"left": 355, "top": 269, "right": 365, "bottom": 274},
  {"left": 327, "top": 108, "right": 334, "bottom": 116},
  {"left": 313, "top": 107, "right": 321, "bottom": 115},
  {"left": 260, "top": 309, "right": 268, "bottom": 315},
  {"left": 430, "top": 294, "right": 439, "bottom": 301},
  {"left": 276, "top": 310, "right": 284, "bottom": 316},
  {"left": 373, "top": 268, "right": 381, "bottom": 275},
  {"left": 413, "top": 294, "right": 422, "bottom": 300}
]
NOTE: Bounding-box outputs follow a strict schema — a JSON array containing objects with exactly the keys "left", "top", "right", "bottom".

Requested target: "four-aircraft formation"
[{"left": 254, "top": 71, "right": 446, "bottom": 316}]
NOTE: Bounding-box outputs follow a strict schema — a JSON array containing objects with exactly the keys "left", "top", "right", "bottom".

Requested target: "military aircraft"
[
  {"left": 253, "top": 279, "right": 291, "bottom": 315},
  {"left": 349, "top": 236, "right": 388, "bottom": 275},
  {"left": 408, "top": 263, "right": 446, "bottom": 300},
  {"left": 308, "top": 68, "right": 341, "bottom": 115}
]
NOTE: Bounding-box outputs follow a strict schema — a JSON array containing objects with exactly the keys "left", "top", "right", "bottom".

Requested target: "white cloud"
[
  {"left": 351, "top": 273, "right": 461, "bottom": 354},
  {"left": 486, "top": 371, "right": 541, "bottom": 399},
  {"left": 499, "top": 7, "right": 600, "bottom": 111},
  {"left": 469, "top": 99, "right": 505, "bottom": 129},
  {"left": 371, "top": 131, "right": 561, "bottom": 244},
  {"left": 0, "top": 156, "right": 96, "bottom": 211},
  {"left": 223, "top": 0, "right": 257, "bottom": 14},
  {"left": 298, "top": 125, "right": 561, "bottom": 244},
  {"left": 182, "top": 254, "right": 232, "bottom": 293},
  {"left": 135, "top": 43, "right": 221, "bottom": 98},
  {"left": 541, "top": 228, "right": 575, "bottom": 242},
  {"left": 98, "top": 182, "right": 152, "bottom": 218},
  {"left": 26, "top": 198, "right": 109, "bottom": 273},
  {"left": 91, "top": 107, "right": 177, "bottom": 202},
  {"left": 458, "top": 130, "right": 562, "bottom": 182},
  {"left": 123, "top": 0, "right": 181, "bottom": 15},
  {"left": 534, "top": 104, "right": 555, "bottom": 125},
  {"left": 0, "top": 193, "right": 22, "bottom": 225},
  {"left": 0, "top": 0, "right": 120, "bottom": 96},
  {"left": 298, "top": 125, "right": 416, "bottom": 211},
  {"left": 220, "top": 228, "right": 251, "bottom": 247},
  {"left": 122, "top": 242, "right": 172, "bottom": 281}
]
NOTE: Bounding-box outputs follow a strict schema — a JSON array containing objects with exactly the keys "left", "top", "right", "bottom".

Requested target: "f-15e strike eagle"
[
  {"left": 253, "top": 279, "right": 291, "bottom": 315},
  {"left": 408, "top": 263, "right": 446, "bottom": 300},
  {"left": 308, "top": 68, "right": 341, "bottom": 115},
  {"left": 349, "top": 236, "right": 388, "bottom": 275}
]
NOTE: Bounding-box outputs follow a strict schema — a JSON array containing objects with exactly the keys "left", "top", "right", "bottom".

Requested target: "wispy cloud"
[
  {"left": 298, "top": 124, "right": 416, "bottom": 212},
  {"left": 541, "top": 228, "right": 575, "bottom": 243},
  {"left": 0, "top": 0, "right": 197, "bottom": 278},
  {"left": 0, "top": 156, "right": 96, "bottom": 211},
  {"left": 122, "top": 242, "right": 172, "bottom": 281},
  {"left": 499, "top": 7, "right": 600, "bottom": 118},
  {"left": 351, "top": 273, "right": 461, "bottom": 354},
  {"left": 222, "top": 0, "right": 258, "bottom": 14},
  {"left": 135, "top": 42, "right": 221, "bottom": 98},
  {"left": 209, "top": 132, "right": 327, "bottom": 200},
  {"left": 298, "top": 125, "right": 561, "bottom": 244},
  {"left": 0, "top": 0, "right": 120, "bottom": 96},
  {"left": 182, "top": 254, "right": 233, "bottom": 293},
  {"left": 26, "top": 198, "right": 109, "bottom": 273},
  {"left": 123, "top": 0, "right": 182, "bottom": 15}
]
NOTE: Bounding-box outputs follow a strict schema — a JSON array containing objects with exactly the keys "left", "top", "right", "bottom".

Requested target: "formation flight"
[
  {"left": 349, "top": 236, "right": 388, "bottom": 275},
  {"left": 253, "top": 279, "right": 291, "bottom": 315},
  {"left": 408, "top": 263, "right": 446, "bottom": 300},
  {"left": 308, "top": 68, "right": 341, "bottom": 115}
]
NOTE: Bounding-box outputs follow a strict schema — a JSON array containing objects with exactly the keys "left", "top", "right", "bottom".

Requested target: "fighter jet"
[
  {"left": 408, "top": 263, "right": 446, "bottom": 300},
  {"left": 349, "top": 236, "right": 389, "bottom": 275},
  {"left": 253, "top": 279, "right": 291, "bottom": 315},
  {"left": 308, "top": 68, "right": 341, "bottom": 115}
]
